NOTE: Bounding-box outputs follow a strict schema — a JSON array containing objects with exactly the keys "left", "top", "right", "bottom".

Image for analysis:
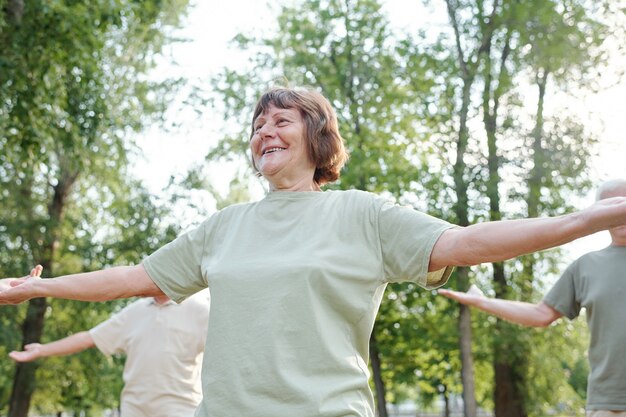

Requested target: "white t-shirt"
[
  {"left": 143, "top": 189, "right": 453, "bottom": 417},
  {"left": 89, "top": 292, "right": 210, "bottom": 417}
]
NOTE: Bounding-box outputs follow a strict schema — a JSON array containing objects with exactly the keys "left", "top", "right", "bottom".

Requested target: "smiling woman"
[
  {"left": 250, "top": 105, "right": 313, "bottom": 190},
  {"left": 249, "top": 87, "right": 348, "bottom": 191},
  {"left": 2, "top": 86, "right": 626, "bottom": 417}
]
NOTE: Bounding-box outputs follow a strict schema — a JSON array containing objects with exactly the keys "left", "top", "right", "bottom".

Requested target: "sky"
[{"left": 132, "top": 0, "right": 626, "bottom": 264}]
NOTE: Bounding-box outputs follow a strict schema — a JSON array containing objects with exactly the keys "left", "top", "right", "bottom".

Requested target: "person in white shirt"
[{"left": 10, "top": 277, "right": 210, "bottom": 417}]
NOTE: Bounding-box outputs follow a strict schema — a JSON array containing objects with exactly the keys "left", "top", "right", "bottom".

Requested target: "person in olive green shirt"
[
  {"left": 2, "top": 88, "right": 626, "bottom": 417},
  {"left": 440, "top": 179, "right": 626, "bottom": 417}
]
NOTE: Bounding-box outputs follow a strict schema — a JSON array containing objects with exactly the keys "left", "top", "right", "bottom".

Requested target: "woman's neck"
[{"left": 268, "top": 177, "right": 321, "bottom": 192}]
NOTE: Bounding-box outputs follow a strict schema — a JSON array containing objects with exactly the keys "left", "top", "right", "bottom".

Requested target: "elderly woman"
[{"left": 2, "top": 87, "right": 626, "bottom": 417}]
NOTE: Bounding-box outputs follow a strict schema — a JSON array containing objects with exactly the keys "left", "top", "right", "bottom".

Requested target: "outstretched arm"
[
  {"left": 438, "top": 285, "right": 562, "bottom": 327},
  {"left": 0, "top": 264, "right": 163, "bottom": 305},
  {"left": 429, "top": 196, "right": 626, "bottom": 271},
  {"left": 9, "top": 331, "right": 96, "bottom": 362}
]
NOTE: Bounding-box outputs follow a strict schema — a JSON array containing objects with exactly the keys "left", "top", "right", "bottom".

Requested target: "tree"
[
  {"left": 0, "top": 1, "right": 189, "bottom": 415},
  {"left": 437, "top": 0, "right": 614, "bottom": 415},
  {"left": 443, "top": 0, "right": 504, "bottom": 414}
]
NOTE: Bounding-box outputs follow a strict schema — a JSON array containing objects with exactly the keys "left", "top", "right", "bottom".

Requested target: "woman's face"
[{"left": 250, "top": 104, "right": 315, "bottom": 188}]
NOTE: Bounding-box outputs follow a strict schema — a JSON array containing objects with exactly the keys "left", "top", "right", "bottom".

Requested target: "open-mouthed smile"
[{"left": 263, "top": 147, "right": 286, "bottom": 155}]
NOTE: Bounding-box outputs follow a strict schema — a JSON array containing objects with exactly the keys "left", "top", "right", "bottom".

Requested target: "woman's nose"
[{"left": 259, "top": 123, "right": 275, "bottom": 139}]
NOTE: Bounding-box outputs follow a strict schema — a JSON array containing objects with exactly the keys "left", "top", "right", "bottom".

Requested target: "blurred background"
[{"left": 1, "top": 0, "right": 625, "bottom": 416}]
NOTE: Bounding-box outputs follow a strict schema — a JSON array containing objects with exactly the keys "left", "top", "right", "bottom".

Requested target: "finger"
[
  {"left": 30, "top": 265, "right": 43, "bottom": 278},
  {"left": 437, "top": 289, "right": 460, "bottom": 300},
  {"left": 467, "top": 284, "right": 484, "bottom": 296},
  {"left": 438, "top": 289, "right": 471, "bottom": 304},
  {"left": 8, "top": 351, "right": 34, "bottom": 362},
  {"left": 8, "top": 351, "right": 25, "bottom": 361}
]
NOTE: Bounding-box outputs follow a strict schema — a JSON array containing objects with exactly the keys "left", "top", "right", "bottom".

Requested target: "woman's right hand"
[
  {"left": 438, "top": 284, "right": 486, "bottom": 307},
  {"left": 9, "top": 343, "right": 43, "bottom": 363},
  {"left": 0, "top": 265, "right": 43, "bottom": 305}
]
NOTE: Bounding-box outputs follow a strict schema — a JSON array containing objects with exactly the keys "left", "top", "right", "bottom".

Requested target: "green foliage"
[
  {"left": 24, "top": 182, "right": 178, "bottom": 414},
  {"left": 29, "top": 301, "right": 126, "bottom": 414},
  {"left": 430, "top": 0, "right": 618, "bottom": 415},
  {"left": 524, "top": 319, "right": 588, "bottom": 416},
  {"left": 0, "top": 0, "right": 189, "bottom": 414},
  {"left": 376, "top": 285, "right": 465, "bottom": 405},
  {"left": 207, "top": 0, "right": 446, "bottom": 196}
]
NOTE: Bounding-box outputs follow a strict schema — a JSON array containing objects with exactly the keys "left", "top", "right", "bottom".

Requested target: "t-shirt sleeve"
[
  {"left": 89, "top": 306, "right": 131, "bottom": 356},
  {"left": 542, "top": 261, "right": 581, "bottom": 320},
  {"left": 142, "top": 219, "right": 210, "bottom": 303},
  {"left": 378, "top": 201, "right": 455, "bottom": 289}
]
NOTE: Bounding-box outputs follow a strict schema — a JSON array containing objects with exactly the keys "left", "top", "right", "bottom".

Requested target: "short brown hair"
[{"left": 250, "top": 87, "right": 349, "bottom": 185}]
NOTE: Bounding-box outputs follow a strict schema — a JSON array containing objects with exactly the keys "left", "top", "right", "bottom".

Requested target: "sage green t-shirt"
[
  {"left": 143, "top": 189, "right": 454, "bottom": 417},
  {"left": 543, "top": 245, "right": 626, "bottom": 411}
]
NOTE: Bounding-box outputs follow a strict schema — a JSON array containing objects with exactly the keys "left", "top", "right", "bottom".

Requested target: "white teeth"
[{"left": 263, "top": 147, "right": 285, "bottom": 155}]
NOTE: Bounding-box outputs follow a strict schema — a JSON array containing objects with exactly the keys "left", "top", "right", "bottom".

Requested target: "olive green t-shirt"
[
  {"left": 543, "top": 245, "right": 626, "bottom": 411},
  {"left": 143, "top": 189, "right": 453, "bottom": 417}
]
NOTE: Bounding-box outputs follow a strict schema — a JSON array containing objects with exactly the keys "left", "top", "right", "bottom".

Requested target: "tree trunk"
[
  {"left": 527, "top": 69, "right": 548, "bottom": 221},
  {"left": 442, "top": 385, "right": 451, "bottom": 417},
  {"left": 480, "top": 22, "right": 530, "bottom": 417},
  {"left": 456, "top": 268, "right": 476, "bottom": 417},
  {"left": 451, "top": 77, "right": 477, "bottom": 417},
  {"left": 493, "top": 67, "right": 550, "bottom": 417},
  {"left": 8, "top": 286, "right": 49, "bottom": 417},
  {"left": 8, "top": 170, "right": 78, "bottom": 417},
  {"left": 483, "top": 63, "right": 529, "bottom": 417},
  {"left": 486, "top": 122, "right": 528, "bottom": 417},
  {"left": 493, "top": 360, "right": 526, "bottom": 417},
  {"left": 492, "top": 263, "right": 527, "bottom": 417},
  {"left": 4, "top": 0, "right": 24, "bottom": 24},
  {"left": 445, "top": 0, "right": 497, "bottom": 411},
  {"left": 370, "top": 330, "right": 389, "bottom": 417}
]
